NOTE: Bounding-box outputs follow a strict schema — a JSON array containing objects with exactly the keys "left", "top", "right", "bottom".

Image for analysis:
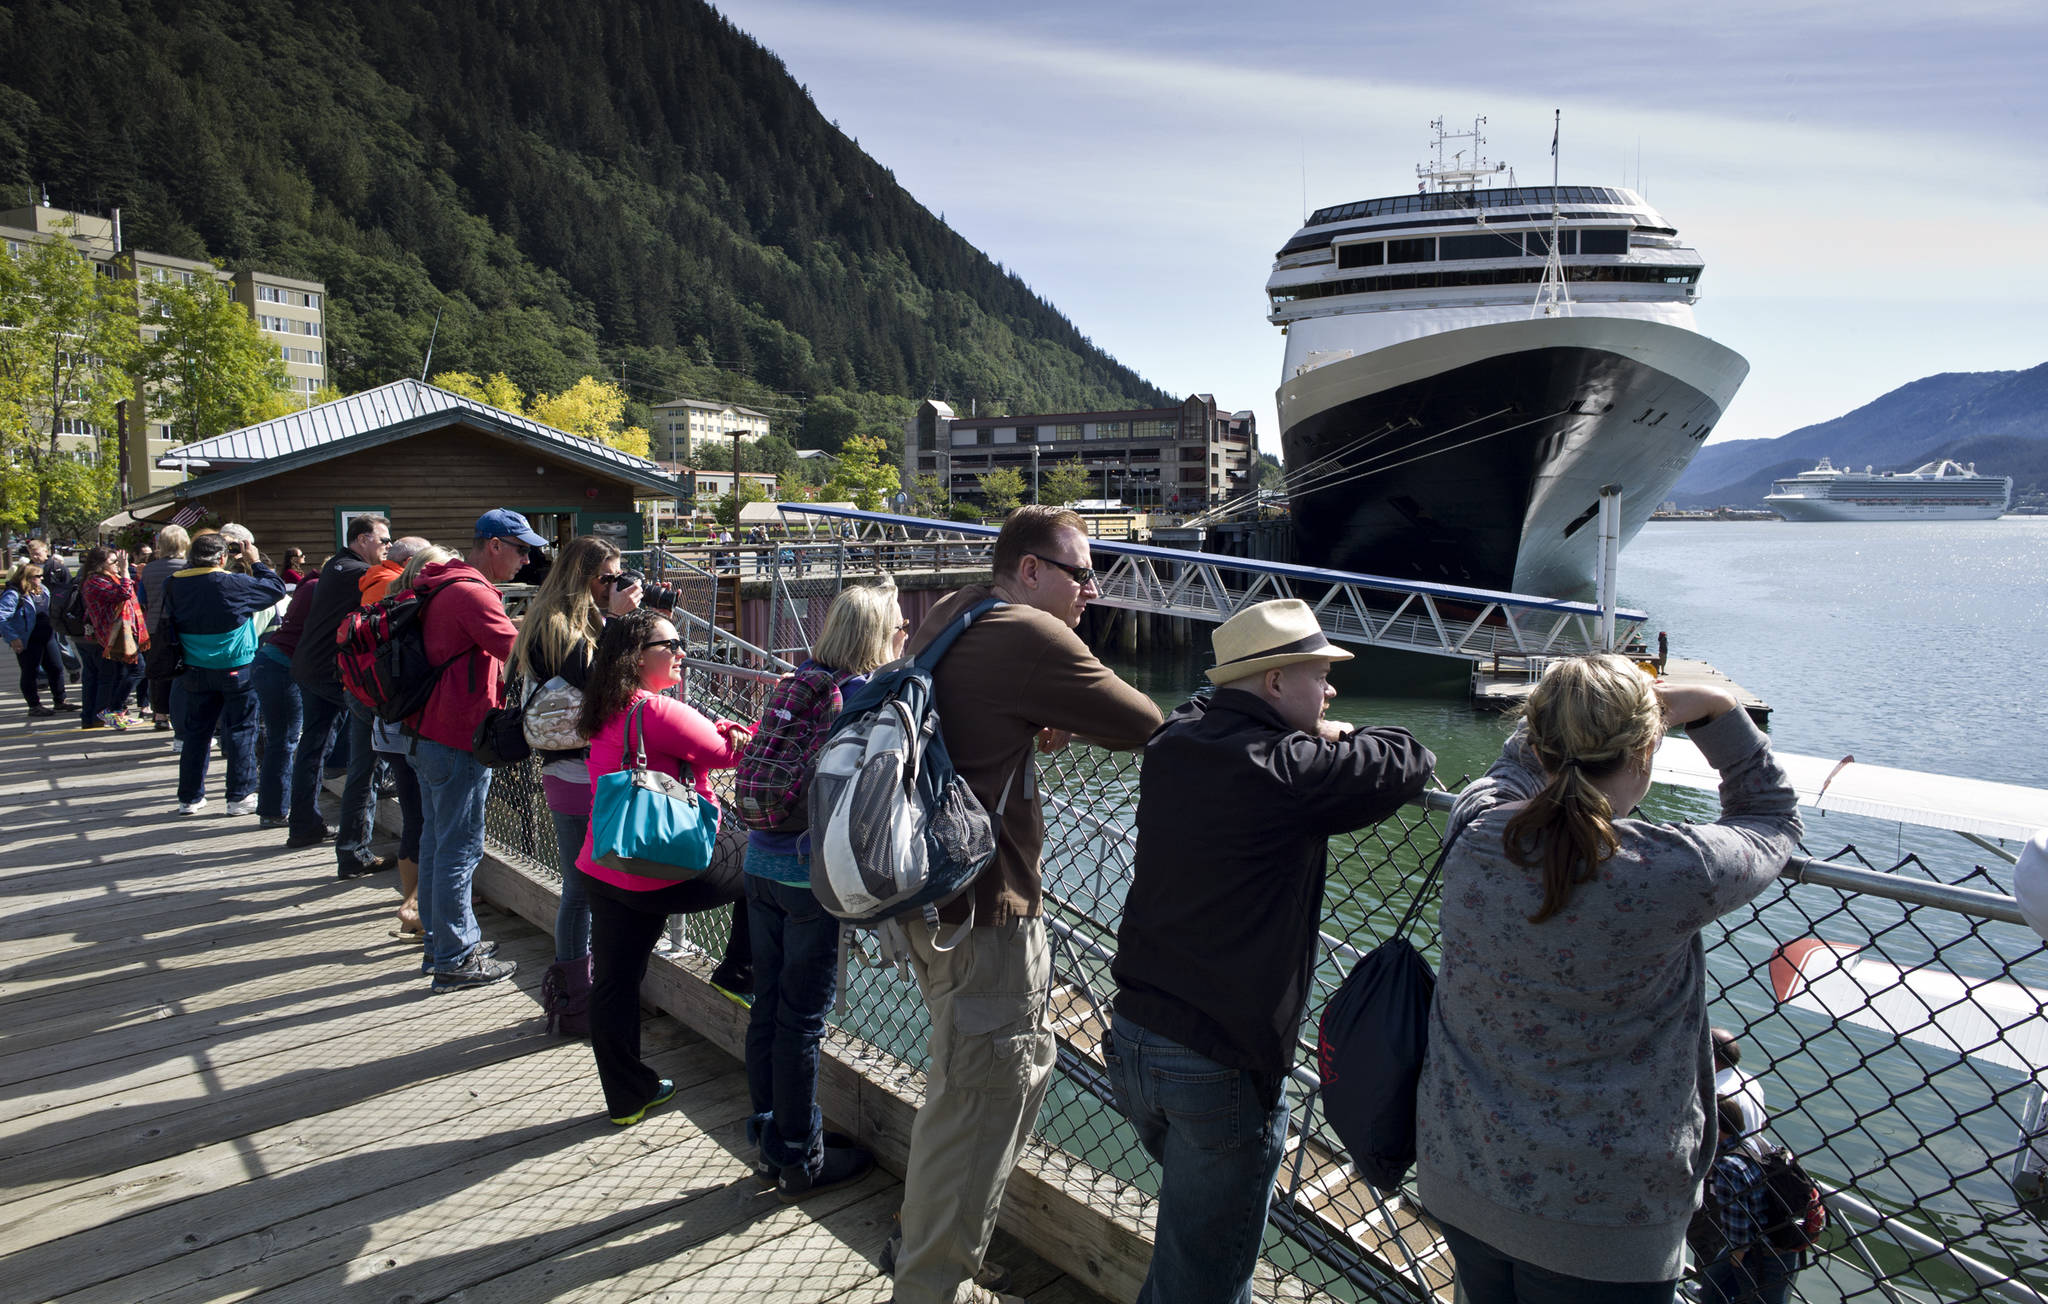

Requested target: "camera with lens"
[
  {"left": 228, "top": 541, "right": 244, "bottom": 555},
  {"left": 616, "top": 569, "right": 678, "bottom": 613}
]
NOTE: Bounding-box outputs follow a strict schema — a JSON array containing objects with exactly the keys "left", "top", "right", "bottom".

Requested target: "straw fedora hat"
[{"left": 1206, "top": 599, "right": 1353, "bottom": 685}]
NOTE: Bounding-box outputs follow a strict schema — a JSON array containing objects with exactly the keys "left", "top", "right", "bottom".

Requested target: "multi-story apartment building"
[
  {"left": 904, "top": 394, "right": 1256, "bottom": 511},
  {"left": 0, "top": 204, "right": 328, "bottom": 499},
  {"left": 649, "top": 397, "right": 770, "bottom": 464}
]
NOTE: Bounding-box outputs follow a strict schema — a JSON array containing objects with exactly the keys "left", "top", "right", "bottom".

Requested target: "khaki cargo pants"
[{"left": 891, "top": 915, "right": 1057, "bottom": 1304}]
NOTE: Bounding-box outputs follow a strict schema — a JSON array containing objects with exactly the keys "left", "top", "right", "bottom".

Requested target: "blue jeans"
[
  {"left": 252, "top": 653, "right": 301, "bottom": 820},
  {"left": 177, "top": 663, "right": 259, "bottom": 804},
  {"left": 743, "top": 866, "right": 841, "bottom": 1170},
  {"left": 1700, "top": 1248, "right": 1799, "bottom": 1304},
  {"left": 412, "top": 737, "right": 492, "bottom": 973},
  {"left": 1107, "top": 1012, "right": 1291, "bottom": 1304},
  {"left": 337, "top": 701, "right": 378, "bottom": 860},
  {"left": 289, "top": 687, "right": 346, "bottom": 836},
  {"left": 1438, "top": 1221, "right": 1678, "bottom": 1304},
  {"left": 385, "top": 748, "right": 422, "bottom": 861},
  {"left": 80, "top": 652, "right": 135, "bottom": 726},
  {"left": 549, "top": 807, "right": 592, "bottom": 962}
]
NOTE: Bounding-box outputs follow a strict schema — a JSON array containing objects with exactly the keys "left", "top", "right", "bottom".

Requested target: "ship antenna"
[{"left": 1532, "top": 108, "right": 1574, "bottom": 319}]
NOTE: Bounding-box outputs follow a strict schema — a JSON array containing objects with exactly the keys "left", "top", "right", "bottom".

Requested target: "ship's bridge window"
[
  {"left": 1439, "top": 232, "right": 1525, "bottom": 260},
  {"left": 1386, "top": 237, "right": 1434, "bottom": 264},
  {"left": 1525, "top": 229, "right": 1575, "bottom": 255},
  {"left": 1336, "top": 242, "right": 1384, "bottom": 269},
  {"left": 1577, "top": 229, "right": 1629, "bottom": 256}
]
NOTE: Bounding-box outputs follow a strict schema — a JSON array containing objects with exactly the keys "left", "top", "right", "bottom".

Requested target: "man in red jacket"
[{"left": 410, "top": 509, "right": 542, "bottom": 992}]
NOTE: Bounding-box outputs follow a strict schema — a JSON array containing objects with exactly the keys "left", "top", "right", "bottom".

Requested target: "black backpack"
[
  {"left": 1316, "top": 831, "right": 1455, "bottom": 1194},
  {"left": 1758, "top": 1145, "right": 1827, "bottom": 1253},
  {"left": 57, "top": 580, "right": 88, "bottom": 640}
]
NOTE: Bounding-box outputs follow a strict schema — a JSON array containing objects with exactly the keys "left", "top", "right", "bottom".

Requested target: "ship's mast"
[
  {"left": 1416, "top": 116, "right": 1506, "bottom": 192},
  {"left": 1532, "top": 108, "right": 1573, "bottom": 318}
]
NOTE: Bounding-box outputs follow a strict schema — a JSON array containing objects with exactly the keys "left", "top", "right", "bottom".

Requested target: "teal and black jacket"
[{"left": 164, "top": 564, "right": 288, "bottom": 669}]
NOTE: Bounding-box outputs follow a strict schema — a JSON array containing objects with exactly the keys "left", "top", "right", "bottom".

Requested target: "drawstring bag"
[
  {"left": 472, "top": 676, "right": 534, "bottom": 769},
  {"left": 1317, "top": 829, "right": 1457, "bottom": 1194},
  {"left": 590, "top": 698, "right": 718, "bottom": 879}
]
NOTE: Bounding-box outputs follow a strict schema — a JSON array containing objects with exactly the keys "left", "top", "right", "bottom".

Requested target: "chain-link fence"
[{"left": 477, "top": 653, "right": 2048, "bottom": 1304}]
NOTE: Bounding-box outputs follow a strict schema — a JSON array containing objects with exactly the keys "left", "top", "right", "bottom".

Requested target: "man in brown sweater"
[{"left": 890, "top": 505, "right": 1162, "bottom": 1304}]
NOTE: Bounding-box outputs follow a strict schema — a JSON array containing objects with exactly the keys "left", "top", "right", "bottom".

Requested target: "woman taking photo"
[
  {"left": 1416, "top": 655, "right": 1801, "bottom": 1304},
  {"left": 508, "top": 535, "right": 641, "bottom": 1017},
  {"left": 577, "top": 607, "right": 753, "bottom": 1126},
  {"left": 79, "top": 546, "right": 146, "bottom": 730},
  {"left": 1, "top": 562, "right": 65, "bottom": 716},
  {"left": 742, "top": 582, "right": 904, "bottom": 1197},
  {"left": 138, "top": 524, "right": 190, "bottom": 731}
]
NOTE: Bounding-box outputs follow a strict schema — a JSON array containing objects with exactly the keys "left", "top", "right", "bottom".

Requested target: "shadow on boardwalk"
[{"left": 0, "top": 695, "right": 1103, "bottom": 1303}]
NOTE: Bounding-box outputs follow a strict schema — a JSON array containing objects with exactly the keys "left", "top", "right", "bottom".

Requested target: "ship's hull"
[
  {"left": 1279, "top": 315, "right": 1749, "bottom": 598},
  {"left": 1764, "top": 497, "right": 2010, "bottom": 522}
]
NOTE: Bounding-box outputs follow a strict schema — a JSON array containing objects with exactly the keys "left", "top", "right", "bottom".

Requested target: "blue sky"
[{"left": 716, "top": 1, "right": 2047, "bottom": 450}]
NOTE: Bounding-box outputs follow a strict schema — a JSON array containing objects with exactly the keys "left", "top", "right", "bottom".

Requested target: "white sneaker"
[
  {"left": 178, "top": 799, "right": 208, "bottom": 815},
  {"left": 225, "top": 795, "right": 258, "bottom": 816}
]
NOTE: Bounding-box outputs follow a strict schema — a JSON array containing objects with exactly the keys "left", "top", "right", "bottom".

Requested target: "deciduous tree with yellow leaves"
[{"left": 430, "top": 371, "right": 650, "bottom": 458}]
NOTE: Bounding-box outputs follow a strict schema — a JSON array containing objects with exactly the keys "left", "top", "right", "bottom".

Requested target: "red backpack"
[
  {"left": 334, "top": 575, "right": 488, "bottom": 724},
  {"left": 733, "top": 664, "right": 850, "bottom": 833}
]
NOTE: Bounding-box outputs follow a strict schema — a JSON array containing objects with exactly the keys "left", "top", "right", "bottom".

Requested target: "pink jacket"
[
  {"left": 411, "top": 558, "right": 518, "bottom": 750},
  {"left": 578, "top": 690, "right": 747, "bottom": 891}
]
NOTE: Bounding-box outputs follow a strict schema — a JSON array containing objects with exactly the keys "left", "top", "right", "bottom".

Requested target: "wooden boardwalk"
[{"left": 0, "top": 704, "right": 1109, "bottom": 1304}]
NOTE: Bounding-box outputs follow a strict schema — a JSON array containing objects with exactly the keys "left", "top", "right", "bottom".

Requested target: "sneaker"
[
  {"left": 225, "top": 795, "right": 258, "bottom": 816},
  {"left": 105, "top": 711, "right": 135, "bottom": 731},
  {"left": 878, "top": 1217, "right": 1012, "bottom": 1293},
  {"left": 336, "top": 852, "right": 396, "bottom": 879},
  {"left": 178, "top": 799, "right": 208, "bottom": 815},
  {"left": 153, "top": 716, "right": 171, "bottom": 731},
  {"left": 284, "top": 824, "right": 335, "bottom": 847},
  {"left": 777, "top": 1135, "right": 875, "bottom": 1202},
  {"left": 428, "top": 953, "right": 516, "bottom": 994},
  {"left": 80, "top": 720, "right": 105, "bottom": 730},
  {"left": 610, "top": 1078, "right": 677, "bottom": 1127},
  {"left": 708, "top": 960, "right": 754, "bottom": 1008},
  {"left": 258, "top": 815, "right": 290, "bottom": 829},
  {"left": 27, "top": 705, "right": 55, "bottom": 718}
]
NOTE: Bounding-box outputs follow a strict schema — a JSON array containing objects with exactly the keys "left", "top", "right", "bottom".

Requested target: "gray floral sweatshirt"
[{"left": 1415, "top": 709, "right": 1800, "bottom": 1282}]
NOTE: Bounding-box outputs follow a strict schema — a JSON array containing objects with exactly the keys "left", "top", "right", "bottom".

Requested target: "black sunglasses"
[
  {"left": 641, "top": 637, "right": 684, "bottom": 652},
  {"left": 1027, "top": 551, "right": 1095, "bottom": 585}
]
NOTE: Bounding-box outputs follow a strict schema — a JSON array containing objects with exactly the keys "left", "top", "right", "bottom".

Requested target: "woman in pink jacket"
[{"left": 577, "top": 606, "right": 755, "bottom": 1126}]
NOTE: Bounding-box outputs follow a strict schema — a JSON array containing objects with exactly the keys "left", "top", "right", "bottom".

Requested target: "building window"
[
  {"left": 975, "top": 429, "right": 992, "bottom": 445},
  {"left": 1015, "top": 425, "right": 1037, "bottom": 442},
  {"left": 1095, "top": 421, "right": 1124, "bottom": 439},
  {"left": 1053, "top": 423, "right": 1082, "bottom": 441},
  {"left": 258, "top": 285, "right": 282, "bottom": 303},
  {"left": 1181, "top": 446, "right": 1205, "bottom": 461},
  {"left": 1129, "top": 419, "right": 1174, "bottom": 440},
  {"left": 304, "top": 291, "right": 320, "bottom": 309},
  {"left": 1336, "top": 242, "right": 1384, "bottom": 269},
  {"left": 1180, "top": 467, "right": 1203, "bottom": 483}
]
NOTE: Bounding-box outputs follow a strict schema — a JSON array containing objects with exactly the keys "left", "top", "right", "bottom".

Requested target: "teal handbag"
[{"left": 590, "top": 698, "right": 719, "bottom": 879}]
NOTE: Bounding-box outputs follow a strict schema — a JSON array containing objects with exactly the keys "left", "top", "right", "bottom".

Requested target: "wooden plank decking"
[{"left": 0, "top": 704, "right": 1110, "bottom": 1304}]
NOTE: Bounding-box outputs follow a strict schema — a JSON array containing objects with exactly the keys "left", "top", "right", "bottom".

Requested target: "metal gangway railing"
[
  {"left": 478, "top": 652, "right": 2048, "bottom": 1304},
  {"left": 774, "top": 504, "right": 1649, "bottom": 663}
]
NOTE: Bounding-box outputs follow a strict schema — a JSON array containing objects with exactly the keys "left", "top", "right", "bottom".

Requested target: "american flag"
[{"left": 171, "top": 503, "right": 204, "bottom": 528}]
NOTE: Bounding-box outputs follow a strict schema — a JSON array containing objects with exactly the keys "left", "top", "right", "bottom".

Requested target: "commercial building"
[
  {"left": 649, "top": 397, "right": 771, "bottom": 464},
  {"left": 904, "top": 395, "right": 1256, "bottom": 511},
  {"left": 0, "top": 203, "right": 329, "bottom": 499}
]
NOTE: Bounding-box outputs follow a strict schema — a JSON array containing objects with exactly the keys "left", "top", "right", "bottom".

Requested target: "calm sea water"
[{"left": 1090, "top": 517, "right": 2048, "bottom": 1288}]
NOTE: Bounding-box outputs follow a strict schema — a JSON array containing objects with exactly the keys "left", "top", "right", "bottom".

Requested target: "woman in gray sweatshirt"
[{"left": 1416, "top": 655, "right": 1800, "bottom": 1302}]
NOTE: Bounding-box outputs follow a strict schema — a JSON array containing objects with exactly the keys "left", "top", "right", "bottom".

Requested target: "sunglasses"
[
  {"left": 1027, "top": 551, "right": 1095, "bottom": 585},
  {"left": 641, "top": 637, "right": 684, "bottom": 653}
]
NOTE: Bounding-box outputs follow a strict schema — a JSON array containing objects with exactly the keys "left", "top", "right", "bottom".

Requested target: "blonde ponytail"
[{"left": 1502, "top": 654, "right": 1661, "bottom": 923}]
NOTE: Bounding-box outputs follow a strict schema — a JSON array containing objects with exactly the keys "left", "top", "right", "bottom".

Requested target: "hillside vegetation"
[
  {"left": 1675, "top": 363, "right": 2048, "bottom": 508},
  {"left": 0, "top": 0, "right": 1168, "bottom": 445}
]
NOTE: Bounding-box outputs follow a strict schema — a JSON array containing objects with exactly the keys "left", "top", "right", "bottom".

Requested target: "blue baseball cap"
[{"left": 475, "top": 508, "right": 549, "bottom": 549}]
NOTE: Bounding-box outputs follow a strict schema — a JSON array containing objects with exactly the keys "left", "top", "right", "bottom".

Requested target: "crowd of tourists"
[{"left": 4, "top": 501, "right": 1825, "bottom": 1304}]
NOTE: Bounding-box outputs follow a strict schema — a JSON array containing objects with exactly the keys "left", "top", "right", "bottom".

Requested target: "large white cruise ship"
[
  {"left": 1267, "top": 118, "right": 1749, "bottom": 599},
  {"left": 1763, "top": 458, "right": 2012, "bottom": 521}
]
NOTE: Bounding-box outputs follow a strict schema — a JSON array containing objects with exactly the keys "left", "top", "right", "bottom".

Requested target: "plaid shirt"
[{"left": 1708, "top": 1139, "right": 1772, "bottom": 1254}]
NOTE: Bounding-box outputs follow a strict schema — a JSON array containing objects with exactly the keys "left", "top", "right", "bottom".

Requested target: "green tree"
[
  {"left": 826, "top": 434, "right": 900, "bottom": 511},
  {"left": 0, "top": 227, "right": 140, "bottom": 534},
  {"left": 977, "top": 467, "right": 1025, "bottom": 514},
  {"left": 136, "top": 272, "right": 289, "bottom": 448},
  {"left": 1249, "top": 452, "right": 1283, "bottom": 493},
  {"left": 909, "top": 472, "right": 945, "bottom": 517},
  {"left": 801, "top": 394, "right": 862, "bottom": 453},
  {"left": 713, "top": 476, "right": 769, "bottom": 528},
  {"left": 1038, "top": 457, "right": 1091, "bottom": 507}
]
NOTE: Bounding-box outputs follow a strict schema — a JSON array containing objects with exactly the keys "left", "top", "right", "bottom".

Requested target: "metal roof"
[{"left": 139, "top": 379, "right": 684, "bottom": 504}]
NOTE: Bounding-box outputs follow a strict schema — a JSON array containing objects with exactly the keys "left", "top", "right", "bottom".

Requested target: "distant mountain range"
[{"left": 1672, "top": 362, "right": 2048, "bottom": 508}]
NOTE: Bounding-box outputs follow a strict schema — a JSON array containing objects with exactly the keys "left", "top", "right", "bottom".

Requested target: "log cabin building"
[{"left": 124, "top": 380, "right": 686, "bottom": 565}]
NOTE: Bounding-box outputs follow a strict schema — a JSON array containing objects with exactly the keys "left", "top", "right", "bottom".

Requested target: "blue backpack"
[{"left": 807, "top": 599, "right": 1011, "bottom": 932}]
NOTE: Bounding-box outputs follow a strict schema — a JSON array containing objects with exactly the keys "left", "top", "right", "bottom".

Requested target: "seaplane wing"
[
  {"left": 1770, "top": 938, "right": 2048, "bottom": 1077},
  {"left": 1652, "top": 738, "right": 2048, "bottom": 843}
]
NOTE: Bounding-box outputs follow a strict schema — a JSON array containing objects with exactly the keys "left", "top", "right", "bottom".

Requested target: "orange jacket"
[{"left": 358, "top": 559, "right": 404, "bottom": 605}]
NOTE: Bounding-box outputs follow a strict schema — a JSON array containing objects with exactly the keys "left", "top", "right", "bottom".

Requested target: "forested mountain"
[
  {"left": 0, "top": 0, "right": 1168, "bottom": 443},
  {"left": 1673, "top": 363, "right": 2048, "bottom": 507}
]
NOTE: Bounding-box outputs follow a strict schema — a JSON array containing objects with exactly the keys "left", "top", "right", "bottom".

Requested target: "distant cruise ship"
[{"left": 1763, "top": 458, "right": 2012, "bottom": 521}]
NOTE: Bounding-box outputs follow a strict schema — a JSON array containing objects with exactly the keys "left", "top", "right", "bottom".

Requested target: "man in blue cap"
[{"left": 409, "top": 508, "right": 547, "bottom": 992}]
